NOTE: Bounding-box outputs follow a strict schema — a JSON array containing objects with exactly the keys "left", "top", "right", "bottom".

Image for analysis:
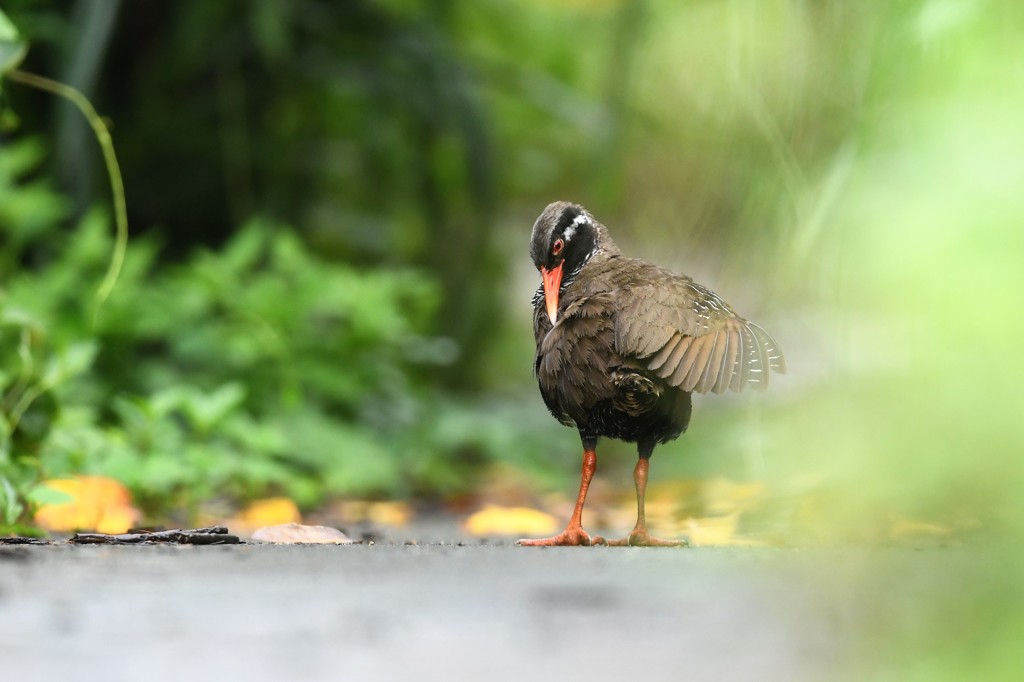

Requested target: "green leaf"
[
  {"left": 0, "top": 108, "right": 19, "bottom": 131},
  {"left": 41, "top": 341, "right": 98, "bottom": 388},
  {"left": 0, "top": 476, "right": 23, "bottom": 525},
  {"left": 179, "top": 383, "right": 246, "bottom": 434},
  {"left": 25, "top": 483, "right": 73, "bottom": 507},
  {"left": 0, "top": 9, "right": 28, "bottom": 77}
]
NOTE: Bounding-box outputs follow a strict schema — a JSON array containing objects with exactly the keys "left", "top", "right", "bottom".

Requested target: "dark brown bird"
[{"left": 519, "top": 201, "right": 785, "bottom": 547}]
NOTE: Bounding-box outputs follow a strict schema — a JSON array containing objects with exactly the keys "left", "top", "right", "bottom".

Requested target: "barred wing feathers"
[{"left": 614, "top": 275, "right": 785, "bottom": 394}]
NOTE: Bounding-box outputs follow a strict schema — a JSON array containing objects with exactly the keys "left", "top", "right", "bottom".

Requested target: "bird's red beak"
[{"left": 540, "top": 262, "right": 563, "bottom": 325}]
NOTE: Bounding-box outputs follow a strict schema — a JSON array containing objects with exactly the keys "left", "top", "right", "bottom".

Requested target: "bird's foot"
[
  {"left": 606, "top": 530, "right": 687, "bottom": 547},
  {"left": 517, "top": 525, "right": 606, "bottom": 547}
]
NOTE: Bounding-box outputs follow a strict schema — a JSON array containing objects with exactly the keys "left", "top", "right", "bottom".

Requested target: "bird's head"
[{"left": 530, "top": 201, "right": 612, "bottom": 324}]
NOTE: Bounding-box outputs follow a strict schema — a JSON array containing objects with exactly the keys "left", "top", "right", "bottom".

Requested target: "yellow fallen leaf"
[
  {"left": 35, "top": 476, "right": 140, "bottom": 534},
  {"left": 888, "top": 516, "right": 954, "bottom": 540},
  {"left": 334, "top": 500, "right": 413, "bottom": 527},
  {"left": 701, "top": 478, "right": 766, "bottom": 516},
  {"left": 463, "top": 505, "right": 559, "bottom": 537},
  {"left": 683, "top": 514, "right": 737, "bottom": 546},
  {"left": 239, "top": 497, "right": 301, "bottom": 526},
  {"left": 643, "top": 477, "right": 765, "bottom": 520},
  {"left": 683, "top": 514, "right": 766, "bottom": 547},
  {"left": 367, "top": 501, "right": 412, "bottom": 526},
  {"left": 251, "top": 523, "right": 354, "bottom": 544}
]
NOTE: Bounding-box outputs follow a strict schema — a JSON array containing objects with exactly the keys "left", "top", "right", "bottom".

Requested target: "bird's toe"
[
  {"left": 517, "top": 526, "right": 602, "bottom": 547},
  {"left": 606, "top": 531, "right": 687, "bottom": 547}
]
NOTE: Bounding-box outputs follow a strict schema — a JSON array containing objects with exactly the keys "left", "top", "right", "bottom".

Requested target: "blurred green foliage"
[
  {"left": 2, "top": 0, "right": 650, "bottom": 533},
  {"left": 0, "top": 134, "right": 561, "bottom": 528},
  {"left": 0, "top": 1, "right": 1020, "bottom": 508},
  {"left": 2, "top": 1, "right": 1024, "bottom": 675}
]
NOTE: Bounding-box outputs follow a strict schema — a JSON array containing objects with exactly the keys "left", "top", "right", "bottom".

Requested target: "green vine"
[{"left": 5, "top": 68, "right": 129, "bottom": 321}]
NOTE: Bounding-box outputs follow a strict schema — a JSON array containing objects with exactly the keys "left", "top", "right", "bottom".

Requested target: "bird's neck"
[{"left": 564, "top": 227, "right": 619, "bottom": 288}]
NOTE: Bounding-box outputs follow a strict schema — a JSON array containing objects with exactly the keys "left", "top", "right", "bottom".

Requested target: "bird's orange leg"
[
  {"left": 518, "top": 448, "right": 606, "bottom": 547},
  {"left": 608, "top": 458, "right": 686, "bottom": 547}
]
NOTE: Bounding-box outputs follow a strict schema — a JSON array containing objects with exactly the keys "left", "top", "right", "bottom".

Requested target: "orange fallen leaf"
[
  {"left": 251, "top": 523, "right": 354, "bottom": 544},
  {"left": 239, "top": 497, "right": 302, "bottom": 526},
  {"left": 35, "top": 476, "right": 140, "bottom": 534},
  {"left": 463, "top": 505, "right": 559, "bottom": 537}
]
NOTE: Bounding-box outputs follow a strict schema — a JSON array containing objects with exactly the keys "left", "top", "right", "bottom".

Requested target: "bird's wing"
[{"left": 613, "top": 273, "right": 786, "bottom": 394}]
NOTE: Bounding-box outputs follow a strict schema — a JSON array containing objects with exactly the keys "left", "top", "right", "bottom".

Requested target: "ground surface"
[{"left": 0, "top": 538, "right": 1001, "bottom": 682}]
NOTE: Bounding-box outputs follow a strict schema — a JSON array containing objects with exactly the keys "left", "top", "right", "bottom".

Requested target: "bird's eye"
[{"left": 552, "top": 239, "right": 564, "bottom": 256}]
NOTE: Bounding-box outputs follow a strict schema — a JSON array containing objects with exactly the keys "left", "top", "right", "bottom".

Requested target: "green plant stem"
[{"left": 6, "top": 68, "right": 128, "bottom": 320}]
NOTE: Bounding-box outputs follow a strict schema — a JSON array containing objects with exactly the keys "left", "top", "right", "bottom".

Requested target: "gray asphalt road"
[{"left": 0, "top": 542, "right": 992, "bottom": 682}]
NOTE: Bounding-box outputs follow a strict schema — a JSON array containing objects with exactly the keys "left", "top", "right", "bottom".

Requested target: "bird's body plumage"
[
  {"left": 532, "top": 251, "right": 695, "bottom": 448},
  {"left": 520, "top": 201, "right": 785, "bottom": 547}
]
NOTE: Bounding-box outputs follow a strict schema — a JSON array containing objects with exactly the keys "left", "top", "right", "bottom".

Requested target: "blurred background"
[{"left": 1, "top": 0, "right": 1023, "bottom": 674}]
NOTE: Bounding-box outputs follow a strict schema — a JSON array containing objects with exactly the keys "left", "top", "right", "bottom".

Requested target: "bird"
[{"left": 519, "top": 201, "right": 786, "bottom": 547}]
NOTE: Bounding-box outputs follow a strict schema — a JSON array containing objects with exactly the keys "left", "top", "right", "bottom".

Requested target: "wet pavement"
[{"left": 0, "top": 541, "right": 989, "bottom": 681}]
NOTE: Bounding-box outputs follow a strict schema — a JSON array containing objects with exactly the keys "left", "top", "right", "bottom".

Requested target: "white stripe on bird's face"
[{"left": 563, "top": 213, "right": 590, "bottom": 243}]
